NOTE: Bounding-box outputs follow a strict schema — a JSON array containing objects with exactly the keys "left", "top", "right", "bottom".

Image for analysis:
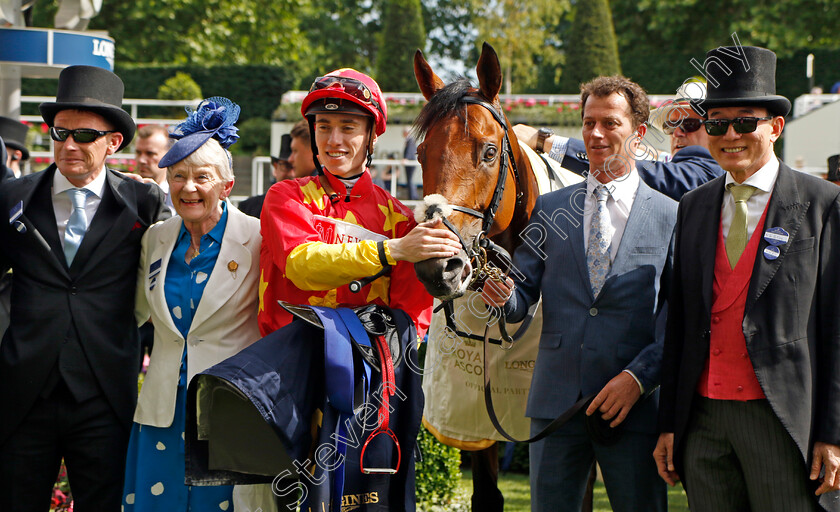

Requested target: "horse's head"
[{"left": 412, "top": 43, "right": 538, "bottom": 300}]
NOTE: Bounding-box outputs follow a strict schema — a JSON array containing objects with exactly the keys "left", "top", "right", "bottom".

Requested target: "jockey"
[{"left": 258, "top": 68, "right": 461, "bottom": 337}]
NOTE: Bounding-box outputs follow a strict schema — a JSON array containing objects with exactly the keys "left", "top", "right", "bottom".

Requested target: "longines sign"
[{"left": 0, "top": 27, "right": 115, "bottom": 77}]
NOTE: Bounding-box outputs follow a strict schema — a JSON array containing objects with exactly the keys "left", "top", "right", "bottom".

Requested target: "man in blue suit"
[
  {"left": 516, "top": 80, "right": 724, "bottom": 201},
  {"left": 484, "top": 76, "right": 676, "bottom": 512}
]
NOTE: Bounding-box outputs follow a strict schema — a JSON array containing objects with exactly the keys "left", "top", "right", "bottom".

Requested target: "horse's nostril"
[{"left": 444, "top": 257, "right": 464, "bottom": 274}]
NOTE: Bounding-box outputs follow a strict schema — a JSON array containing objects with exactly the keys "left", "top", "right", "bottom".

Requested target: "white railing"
[{"left": 792, "top": 94, "right": 840, "bottom": 118}]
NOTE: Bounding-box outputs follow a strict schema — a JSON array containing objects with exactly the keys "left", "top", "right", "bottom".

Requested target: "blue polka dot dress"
[{"left": 123, "top": 205, "right": 234, "bottom": 511}]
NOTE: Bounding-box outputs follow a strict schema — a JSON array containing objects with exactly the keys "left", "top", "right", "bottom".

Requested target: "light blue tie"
[
  {"left": 586, "top": 185, "right": 612, "bottom": 297},
  {"left": 64, "top": 188, "right": 90, "bottom": 265}
]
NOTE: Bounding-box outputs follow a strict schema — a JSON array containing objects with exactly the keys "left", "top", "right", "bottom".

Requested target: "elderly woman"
[{"left": 123, "top": 98, "right": 275, "bottom": 511}]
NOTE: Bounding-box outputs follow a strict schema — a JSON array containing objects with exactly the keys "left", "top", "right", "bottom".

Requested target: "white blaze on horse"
[{"left": 412, "top": 43, "right": 582, "bottom": 447}]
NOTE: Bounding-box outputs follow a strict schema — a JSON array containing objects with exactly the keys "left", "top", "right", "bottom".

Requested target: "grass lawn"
[{"left": 456, "top": 470, "right": 689, "bottom": 511}]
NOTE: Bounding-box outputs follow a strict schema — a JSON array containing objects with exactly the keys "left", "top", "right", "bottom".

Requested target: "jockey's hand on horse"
[
  {"left": 480, "top": 276, "right": 514, "bottom": 307},
  {"left": 585, "top": 371, "right": 642, "bottom": 428},
  {"left": 388, "top": 220, "right": 461, "bottom": 263}
]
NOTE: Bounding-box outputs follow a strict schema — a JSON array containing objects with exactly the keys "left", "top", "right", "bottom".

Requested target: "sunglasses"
[
  {"left": 703, "top": 116, "right": 774, "bottom": 136},
  {"left": 309, "top": 76, "right": 383, "bottom": 116},
  {"left": 50, "top": 127, "right": 116, "bottom": 144},
  {"left": 663, "top": 117, "right": 703, "bottom": 135}
]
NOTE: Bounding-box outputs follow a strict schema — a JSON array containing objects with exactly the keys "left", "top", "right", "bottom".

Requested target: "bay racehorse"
[
  {"left": 411, "top": 42, "right": 585, "bottom": 510},
  {"left": 413, "top": 45, "right": 540, "bottom": 299}
]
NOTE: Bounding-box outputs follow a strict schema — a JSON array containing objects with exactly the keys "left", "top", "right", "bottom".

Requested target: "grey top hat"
[
  {"left": 828, "top": 154, "right": 840, "bottom": 182},
  {"left": 39, "top": 65, "right": 136, "bottom": 151},
  {"left": 0, "top": 116, "right": 29, "bottom": 160},
  {"left": 692, "top": 46, "right": 791, "bottom": 118}
]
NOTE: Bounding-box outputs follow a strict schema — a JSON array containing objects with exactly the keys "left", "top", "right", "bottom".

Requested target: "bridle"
[
  {"left": 422, "top": 95, "right": 523, "bottom": 284},
  {"left": 422, "top": 95, "right": 537, "bottom": 347}
]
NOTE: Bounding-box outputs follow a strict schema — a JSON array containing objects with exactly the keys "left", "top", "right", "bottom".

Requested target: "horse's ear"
[
  {"left": 476, "top": 42, "right": 502, "bottom": 101},
  {"left": 414, "top": 49, "right": 445, "bottom": 101}
]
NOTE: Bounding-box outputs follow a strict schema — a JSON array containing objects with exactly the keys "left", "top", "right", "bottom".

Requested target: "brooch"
[{"left": 228, "top": 260, "right": 238, "bottom": 279}]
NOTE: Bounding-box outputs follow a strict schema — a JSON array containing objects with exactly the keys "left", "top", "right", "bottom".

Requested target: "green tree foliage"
[
  {"left": 610, "top": 0, "right": 840, "bottom": 95},
  {"left": 85, "top": 0, "right": 307, "bottom": 68},
  {"left": 157, "top": 72, "right": 202, "bottom": 101},
  {"left": 561, "top": 0, "right": 621, "bottom": 92},
  {"left": 235, "top": 117, "right": 272, "bottom": 155},
  {"left": 121, "top": 65, "right": 292, "bottom": 121},
  {"left": 472, "top": 0, "right": 568, "bottom": 94},
  {"left": 156, "top": 72, "right": 202, "bottom": 118},
  {"left": 375, "top": 0, "right": 426, "bottom": 92},
  {"left": 297, "top": 0, "right": 383, "bottom": 79},
  {"left": 421, "top": 0, "right": 478, "bottom": 79}
]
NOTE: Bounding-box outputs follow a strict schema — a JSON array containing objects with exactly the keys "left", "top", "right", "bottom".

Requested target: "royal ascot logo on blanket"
[{"left": 313, "top": 215, "right": 388, "bottom": 244}]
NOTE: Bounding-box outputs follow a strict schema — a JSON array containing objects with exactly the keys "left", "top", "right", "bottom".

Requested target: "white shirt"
[
  {"left": 52, "top": 167, "right": 107, "bottom": 249},
  {"left": 582, "top": 168, "right": 639, "bottom": 261},
  {"left": 721, "top": 157, "right": 779, "bottom": 242}
]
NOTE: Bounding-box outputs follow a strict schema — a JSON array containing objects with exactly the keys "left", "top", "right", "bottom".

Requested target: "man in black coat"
[
  {"left": 654, "top": 46, "right": 840, "bottom": 512},
  {"left": 0, "top": 65, "right": 167, "bottom": 511},
  {"left": 0, "top": 135, "right": 13, "bottom": 183}
]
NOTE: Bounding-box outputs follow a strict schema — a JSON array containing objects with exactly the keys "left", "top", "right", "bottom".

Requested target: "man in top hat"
[
  {"left": 654, "top": 46, "right": 840, "bottom": 511},
  {"left": 515, "top": 78, "right": 724, "bottom": 201},
  {"left": 0, "top": 121, "right": 23, "bottom": 337},
  {"left": 827, "top": 154, "right": 840, "bottom": 185},
  {"left": 238, "top": 132, "right": 293, "bottom": 218},
  {"left": 0, "top": 116, "right": 30, "bottom": 179},
  {"left": 0, "top": 65, "right": 168, "bottom": 511}
]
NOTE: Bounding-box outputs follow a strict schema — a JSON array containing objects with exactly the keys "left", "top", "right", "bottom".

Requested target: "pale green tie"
[{"left": 725, "top": 183, "right": 757, "bottom": 269}]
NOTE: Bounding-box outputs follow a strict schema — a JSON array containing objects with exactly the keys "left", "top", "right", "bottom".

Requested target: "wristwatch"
[{"left": 535, "top": 127, "right": 553, "bottom": 154}]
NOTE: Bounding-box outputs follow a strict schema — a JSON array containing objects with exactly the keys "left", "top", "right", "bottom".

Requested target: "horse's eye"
[{"left": 483, "top": 145, "right": 498, "bottom": 162}]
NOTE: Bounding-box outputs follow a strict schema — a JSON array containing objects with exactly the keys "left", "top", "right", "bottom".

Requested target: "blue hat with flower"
[{"left": 159, "top": 96, "right": 240, "bottom": 168}]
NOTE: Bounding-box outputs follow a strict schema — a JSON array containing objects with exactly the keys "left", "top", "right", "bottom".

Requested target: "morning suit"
[
  {"left": 0, "top": 136, "right": 12, "bottom": 339},
  {"left": 553, "top": 137, "right": 724, "bottom": 201},
  {"left": 659, "top": 162, "right": 840, "bottom": 511},
  {"left": 0, "top": 164, "right": 166, "bottom": 510},
  {"left": 237, "top": 193, "right": 265, "bottom": 218},
  {"left": 504, "top": 176, "right": 677, "bottom": 512}
]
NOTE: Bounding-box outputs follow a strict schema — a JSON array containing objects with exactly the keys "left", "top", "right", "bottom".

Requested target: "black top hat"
[
  {"left": 692, "top": 46, "right": 791, "bottom": 118},
  {"left": 0, "top": 116, "right": 29, "bottom": 160},
  {"left": 273, "top": 133, "right": 292, "bottom": 162},
  {"left": 39, "top": 65, "right": 136, "bottom": 151},
  {"left": 828, "top": 154, "right": 840, "bottom": 182}
]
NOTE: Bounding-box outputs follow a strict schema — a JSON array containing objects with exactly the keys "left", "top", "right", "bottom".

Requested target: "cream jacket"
[{"left": 133, "top": 204, "right": 262, "bottom": 427}]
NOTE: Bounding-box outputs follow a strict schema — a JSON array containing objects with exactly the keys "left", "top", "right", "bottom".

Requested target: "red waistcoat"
[{"left": 696, "top": 205, "right": 769, "bottom": 400}]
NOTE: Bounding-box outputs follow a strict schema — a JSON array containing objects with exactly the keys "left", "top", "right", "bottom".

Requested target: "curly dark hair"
[{"left": 580, "top": 76, "right": 650, "bottom": 129}]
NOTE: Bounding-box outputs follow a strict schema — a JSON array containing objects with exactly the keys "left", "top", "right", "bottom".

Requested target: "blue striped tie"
[{"left": 64, "top": 188, "right": 90, "bottom": 265}]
